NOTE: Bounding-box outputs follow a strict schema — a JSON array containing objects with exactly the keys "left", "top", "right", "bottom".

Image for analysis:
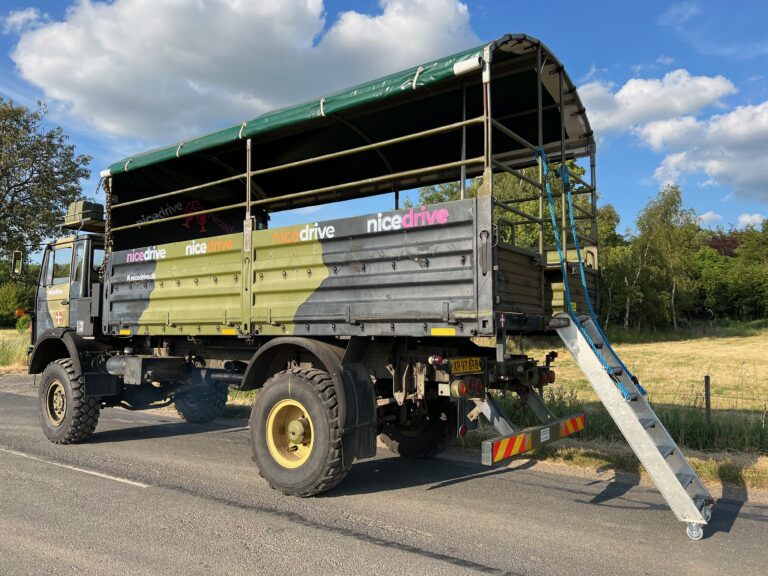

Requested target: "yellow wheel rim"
[
  {"left": 46, "top": 380, "right": 66, "bottom": 426},
  {"left": 266, "top": 399, "right": 314, "bottom": 469}
]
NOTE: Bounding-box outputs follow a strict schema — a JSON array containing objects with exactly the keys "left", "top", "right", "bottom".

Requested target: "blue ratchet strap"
[
  {"left": 537, "top": 147, "right": 633, "bottom": 400},
  {"left": 561, "top": 162, "right": 647, "bottom": 395}
]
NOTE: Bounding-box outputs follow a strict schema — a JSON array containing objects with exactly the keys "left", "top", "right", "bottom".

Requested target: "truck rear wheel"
[
  {"left": 381, "top": 400, "right": 454, "bottom": 458},
  {"left": 174, "top": 381, "right": 229, "bottom": 423},
  {"left": 250, "top": 368, "right": 349, "bottom": 496},
  {"left": 39, "top": 358, "right": 100, "bottom": 444}
]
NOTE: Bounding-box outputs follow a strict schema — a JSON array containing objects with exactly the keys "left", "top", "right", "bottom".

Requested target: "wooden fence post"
[{"left": 704, "top": 374, "right": 711, "bottom": 424}]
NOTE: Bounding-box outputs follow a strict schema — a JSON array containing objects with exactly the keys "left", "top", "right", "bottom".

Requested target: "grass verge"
[{"left": 0, "top": 329, "right": 28, "bottom": 372}]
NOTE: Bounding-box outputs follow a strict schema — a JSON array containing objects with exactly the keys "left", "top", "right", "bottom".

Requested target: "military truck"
[{"left": 16, "top": 34, "right": 713, "bottom": 538}]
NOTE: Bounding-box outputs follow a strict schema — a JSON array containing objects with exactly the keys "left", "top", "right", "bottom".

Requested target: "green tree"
[
  {"left": 634, "top": 185, "right": 699, "bottom": 329},
  {"left": 416, "top": 161, "right": 590, "bottom": 248},
  {"left": 596, "top": 204, "right": 627, "bottom": 328},
  {"left": 728, "top": 225, "right": 768, "bottom": 319},
  {"left": 0, "top": 98, "right": 90, "bottom": 256},
  {"left": 0, "top": 281, "right": 34, "bottom": 327}
]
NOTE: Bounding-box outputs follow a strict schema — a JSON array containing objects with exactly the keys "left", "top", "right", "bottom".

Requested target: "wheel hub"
[
  {"left": 46, "top": 380, "right": 67, "bottom": 426},
  {"left": 286, "top": 418, "right": 309, "bottom": 444},
  {"left": 266, "top": 399, "right": 314, "bottom": 469}
]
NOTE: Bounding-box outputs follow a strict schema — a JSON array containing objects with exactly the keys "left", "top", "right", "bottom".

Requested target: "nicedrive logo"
[
  {"left": 366, "top": 206, "right": 449, "bottom": 233},
  {"left": 125, "top": 246, "right": 167, "bottom": 263}
]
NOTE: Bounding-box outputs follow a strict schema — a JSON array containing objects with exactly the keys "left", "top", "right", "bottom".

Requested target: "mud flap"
[{"left": 339, "top": 363, "right": 378, "bottom": 466}]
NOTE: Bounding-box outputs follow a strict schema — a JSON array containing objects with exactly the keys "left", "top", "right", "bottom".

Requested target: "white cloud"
[
  {"left": 635, "top": 116, "right": 702, "bottom": 152},
  {"left": 646, "top": 101, "right": 768, "bottom": 200},
  {"left": 9, "top": 0, "right": 478, "bottom": 141},
  {"left": 580, "top": 69, "right": 736, "bottom": 133},
  {"left": 579, "top": 63, "right": 607, "bottom": 84},
  {"left": 580, "top": 67, "right": 768, "bottom": 201},
  {"left": 656, "top": 55, "right": 674, "bottom": 66},
  {"left": 658, "top": 2, "right": 700, "bottom": 26},
  {"left": 698, "top": 210, "right": 722, "bottom": 224},
  {"left": 738, "top": 213, "right": 765, "bottom": 228},
  {"left": 658, "top": 2, "right": 768, "bottom": 60},
  {"left": 2, "top": 7, "right": 45, "bottom": 34}
]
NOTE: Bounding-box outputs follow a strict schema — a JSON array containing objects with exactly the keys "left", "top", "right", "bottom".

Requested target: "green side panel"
[
  {"left": 107, "top": 44, "right": 485, "bottom": 175},
  {"left": 249, "top": 224, "right": 328, "bottom": 336},
  {"left": 109, "top": 233, "right": 244, "bottom": 336}
]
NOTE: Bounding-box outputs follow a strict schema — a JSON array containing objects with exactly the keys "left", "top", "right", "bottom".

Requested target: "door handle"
[
  {"left": 479, "top": 230, "right": 491, "bottom": 276},
  {"left": 60, "top": 300, "right": 69, "bottom": 305}
]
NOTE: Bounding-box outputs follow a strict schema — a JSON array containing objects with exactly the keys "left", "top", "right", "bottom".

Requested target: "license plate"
[{"left": 450, "top": 357, "right": 483, "bottom": 375}]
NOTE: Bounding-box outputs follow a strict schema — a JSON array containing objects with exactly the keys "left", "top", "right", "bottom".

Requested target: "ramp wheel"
[
  {"left": 686, "top": 522, "right": 704, "bottom": 541},
  {"left": 250, "top": 368, "right": 349, "bottom": 496}
]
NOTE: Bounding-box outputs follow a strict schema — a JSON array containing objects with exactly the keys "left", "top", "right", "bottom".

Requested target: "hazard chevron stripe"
[
  {"left": 560, "top": 414, "right": 585, "bottom": 437},
  {"left": 492, "top": 432, "right": 531, "bottom": 463},
  {"left": 483, "top": 413, "right": 586, "bottom": 466}
]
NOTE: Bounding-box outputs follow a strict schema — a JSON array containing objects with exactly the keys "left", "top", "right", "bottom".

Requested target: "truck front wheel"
[
  {"left": 39, "top": 358, "right": 100, "bottom": 444},
  {"left": 250, "top": 368, "right": 349, "bottom": 496}
]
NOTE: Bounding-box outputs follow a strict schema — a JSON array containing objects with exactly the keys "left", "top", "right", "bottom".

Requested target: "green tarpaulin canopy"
[{"left": 103, "top": 34, "right": 592, "bottom": 177}]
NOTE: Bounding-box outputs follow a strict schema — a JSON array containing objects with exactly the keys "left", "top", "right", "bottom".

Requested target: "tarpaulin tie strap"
[
  {"left": 412, "top": 66, "right": 424, "bottom": 90},
  {"left": 176, "top": 142, "right": 184, "bottom": 158},
  {"left": 561, "top": 158, "right": 646, "bottom": 395},
  {"left": 319, "top": 97, "right": 326, "bottom": 117},
  {"left": 238, "top": 122, "right": 247, "bottom": 139}
]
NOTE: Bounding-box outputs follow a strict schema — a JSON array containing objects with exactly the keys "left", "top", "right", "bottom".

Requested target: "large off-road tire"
[
  {"left": 380, "top": 399, "right": 454, "bottom": 459},
  {"left": 250, "top": 368, "right": 349, "bottom": 496},
  {"left": 174, "top": 381, "right": 229, "bottom": 423},
  {"left": 39, "top": 358, "right": 100, "bottom": 444}
]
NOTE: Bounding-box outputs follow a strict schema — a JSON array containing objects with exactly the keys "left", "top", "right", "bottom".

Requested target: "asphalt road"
[{"left": 1, "top": 375, "right": 766, "bottom": 576}]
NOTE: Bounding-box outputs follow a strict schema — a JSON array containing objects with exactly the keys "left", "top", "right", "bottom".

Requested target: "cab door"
[
  {"left": 68, "top": 237, "right": 104, "bottom": 336},
  {"left": 36, "top": 242, "right": 73, "bottom": 335}
]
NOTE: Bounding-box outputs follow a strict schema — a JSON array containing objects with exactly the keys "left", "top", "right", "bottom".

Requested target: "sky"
[{"left": 1, "top": 0, "right": 767, "bottom": 233}]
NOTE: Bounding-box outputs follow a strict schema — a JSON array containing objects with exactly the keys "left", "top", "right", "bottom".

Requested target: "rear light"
[
  {"left": 458, "top": 423, "right": 467, "bottom": 438},
  {"left": 428, "top": 355, "right": 446, "bottom": 366},
  {"left": 450, "top": 377, "right": 485, "bottom": 398}
]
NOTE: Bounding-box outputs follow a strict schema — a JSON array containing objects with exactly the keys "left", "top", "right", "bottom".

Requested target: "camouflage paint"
[
  {"left": 104, "top": 199, "right": 485, "bottom": 338},
  {"left": 107, "top": 233, "right": 243, "bottom": 336}
]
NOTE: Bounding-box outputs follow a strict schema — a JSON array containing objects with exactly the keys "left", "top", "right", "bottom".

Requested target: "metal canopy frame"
[{"left": 106, "top": 36, "right": 598, "bottom": 272}]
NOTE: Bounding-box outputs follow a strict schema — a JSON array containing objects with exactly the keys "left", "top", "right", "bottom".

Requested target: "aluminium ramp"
[{"left": 554, "top": 314, "right": 713, "bottom": 539}]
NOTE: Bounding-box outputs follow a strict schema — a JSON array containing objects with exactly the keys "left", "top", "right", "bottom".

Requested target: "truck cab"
[{"left": 34, "top": 201, "right": 105, "bottom": 342}]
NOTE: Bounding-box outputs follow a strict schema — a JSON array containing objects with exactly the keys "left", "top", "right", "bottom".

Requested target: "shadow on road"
[
  {"left": 587, "top": 459, "right": 644, "bottom": 506},
  {"left": 326, "top": 454, "right": 534, "bottom": 497},
  {"left": 88, "top": 419, "right": 245, "bottom": 444},
  {"left": 707, "top": 461, "right": 751, "bottom": 536}
]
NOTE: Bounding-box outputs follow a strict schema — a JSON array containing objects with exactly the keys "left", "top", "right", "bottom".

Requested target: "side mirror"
[{"left": 11, "top": 250, "right": 23, "bottom": 276}]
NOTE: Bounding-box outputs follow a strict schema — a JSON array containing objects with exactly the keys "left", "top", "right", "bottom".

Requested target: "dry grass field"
[{"left": 521, "top": 332, "right": 768, "bottom": 412}]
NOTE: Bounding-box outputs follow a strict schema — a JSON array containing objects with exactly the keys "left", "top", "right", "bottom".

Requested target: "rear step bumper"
[{"left": 481, "top": 413, "right": 585, "bottom": 466}]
